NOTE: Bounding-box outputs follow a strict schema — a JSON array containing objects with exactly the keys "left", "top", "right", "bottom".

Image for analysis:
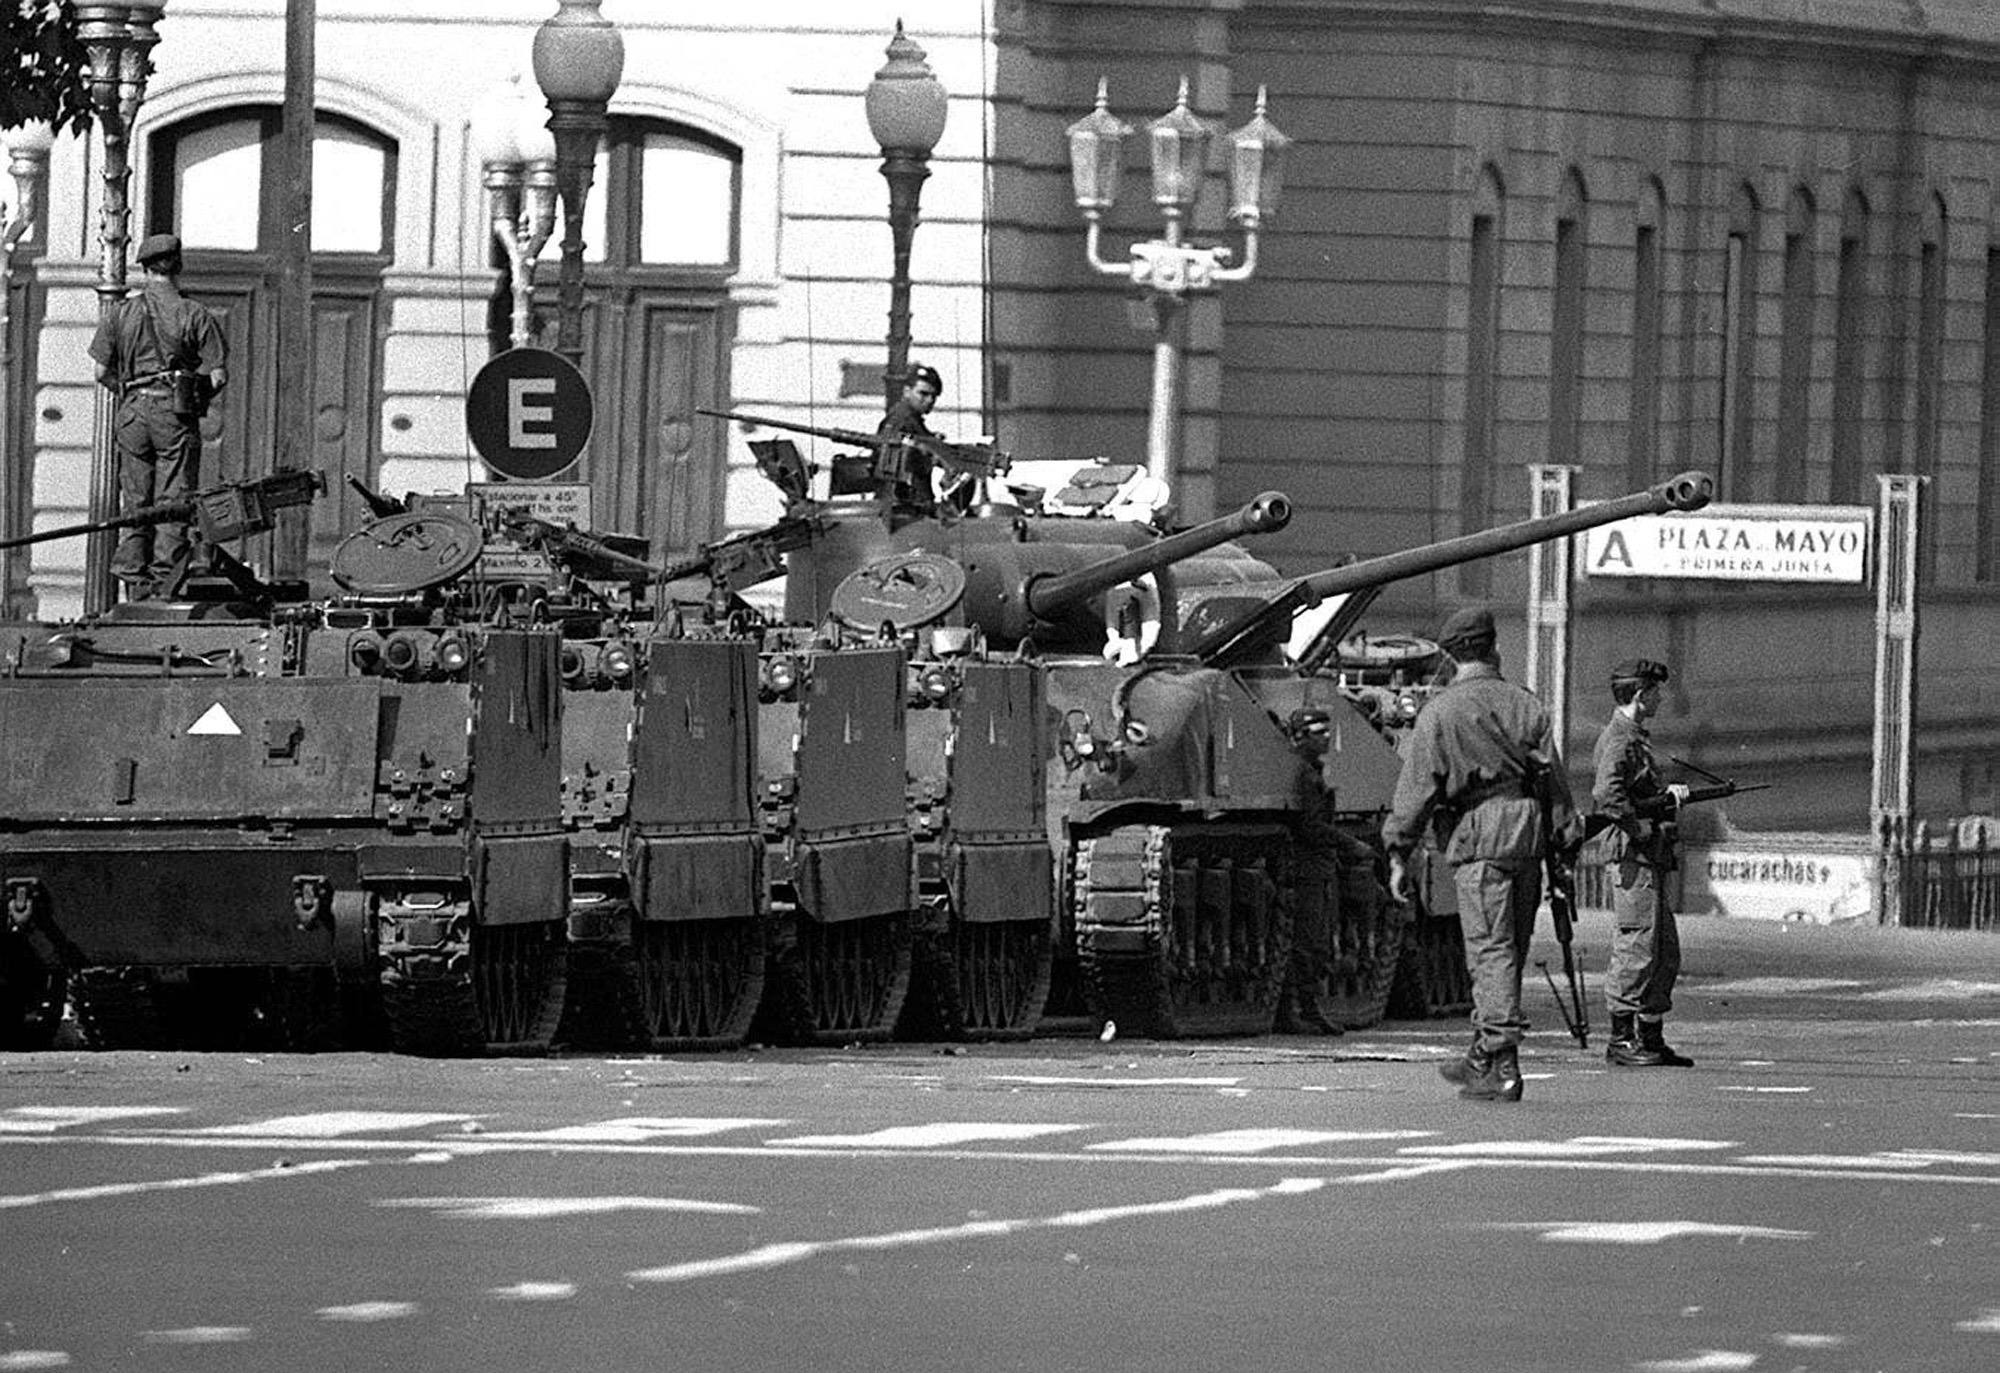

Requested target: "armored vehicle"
[{"left": 0, "top": 475, "right": 571, "bottom": 1056}]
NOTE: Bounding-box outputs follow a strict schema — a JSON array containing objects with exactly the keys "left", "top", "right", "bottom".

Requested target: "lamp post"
[
  {"left": 472, "top": 74, "right": 559, "bottom": 351},
  {"left": 78, "top": 0, "right": 167, "bottom": 616},
  {"left": 530, "top": 0, "right": 623, "bottom": 368},
  {"left": 864, "top": 22, "right": 948, "bottom": 407},
  {"left": 1065, "top": 78, "right": 1288, "bottom": 489},
  {"left": 2, "top": 120, "right": 55, "bottom": 619}
]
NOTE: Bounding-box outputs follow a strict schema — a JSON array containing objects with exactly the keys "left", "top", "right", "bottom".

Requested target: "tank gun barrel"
[
  {"left": 1023, "top": 492, "right": 1292, "bottom": 621},
  {"left": 1187, "top": 471, "right": 1713, "bottom": 664}
]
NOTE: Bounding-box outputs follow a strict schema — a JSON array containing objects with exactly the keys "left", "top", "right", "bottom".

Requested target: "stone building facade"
[{"left": 4, "top": 0, "right": 1996, "bottom": 827}]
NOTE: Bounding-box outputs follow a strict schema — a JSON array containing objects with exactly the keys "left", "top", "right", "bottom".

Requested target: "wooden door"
[{"left": 569, "top": 285, "right": 731, "bottom": 562}]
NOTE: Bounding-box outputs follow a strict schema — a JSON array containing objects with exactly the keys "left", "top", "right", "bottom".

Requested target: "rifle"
[
  {"left": 1670, "top": 756, "right": 1774, "bottom": 806},
  {"left": 697, "top": 407, "right": 1010, "bottom": 484},
  {"left": 1528, "top": 754, "right": 1590, "bottom": 1050}
]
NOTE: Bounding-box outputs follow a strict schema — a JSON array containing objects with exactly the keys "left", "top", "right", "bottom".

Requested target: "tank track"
[
  {"left": 1305, "top": 824, "right": 1409, "bottom": 1030},
  {"left": 71, "top": 966, "right": 166, "bottom": 1049},
  {"left": 379, "top": 895, "right": 566, "bottom": 1057},
  {"left": 0, "top": 956, "right": 65, "bottom": 1050},
  {"left": 1072, "top": 822, "right": 1294, "bottom": 1038},
  {"left": 755, "top": 913, "right": 912, "bottom": 1047},
  {"left": 902, "top": 880, "right": 1054, "bottom": 1042}
]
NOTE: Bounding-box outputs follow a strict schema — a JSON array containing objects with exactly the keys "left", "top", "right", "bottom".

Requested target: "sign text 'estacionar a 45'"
[{"left": 1580, "top": 504, "right": 1873, "bottom": 584}]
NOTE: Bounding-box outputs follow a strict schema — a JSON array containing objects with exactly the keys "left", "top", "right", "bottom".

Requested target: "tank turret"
[{"left": 829, "top": 492, "right": 1292, "bottom": 652}]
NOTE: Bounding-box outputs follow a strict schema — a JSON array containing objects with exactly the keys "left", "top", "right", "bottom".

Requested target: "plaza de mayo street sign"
[
  {"left": 1581, "top": 502, "right": 1873, "bottom": 583},
  {"left": 465, "top": 481, "right": 592, "bottom": 580}
]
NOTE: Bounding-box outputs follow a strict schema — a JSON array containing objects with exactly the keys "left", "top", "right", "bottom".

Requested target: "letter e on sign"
[{"left": 466, "top": 347, "right": 593, "bottom": 479}]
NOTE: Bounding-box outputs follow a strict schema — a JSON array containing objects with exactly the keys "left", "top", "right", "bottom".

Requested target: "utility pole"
[{"left": 273, "top": 0, "right": 315, "bottom": 579}]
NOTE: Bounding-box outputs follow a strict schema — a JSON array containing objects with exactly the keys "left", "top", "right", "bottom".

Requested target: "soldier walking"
[
  {"left": 1384, "top": 607, "right": 1582, "bottom": 1101},
  {"left": 1592, "top": 658, "right": 1695, "bottom": 1067}
]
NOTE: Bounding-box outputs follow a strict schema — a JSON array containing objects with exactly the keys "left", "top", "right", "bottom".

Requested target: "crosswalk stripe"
[
  {"left": 1090, "top": 1128, "right": 1435, "bottom": 1153},
  {"left": 188, "top": 1112, "right": 475, "bottom": 1137},
  {"left": 766, "top": 1123, "right": 1085, "bottom": 1148}
]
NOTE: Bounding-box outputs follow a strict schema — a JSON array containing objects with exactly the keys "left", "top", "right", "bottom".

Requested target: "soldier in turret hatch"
[
  {"left": 875, "top": 362, "right": 943, "bottom": 512},
  {"left": 1592, "top": 657, "right": 1695, "bottom": 1068},
  {"left": 88, "top": 232, "right": 229, "bottom": 599},
  {"left": 1382, "top": 607, "right": 1582, "bottom": 1102}
]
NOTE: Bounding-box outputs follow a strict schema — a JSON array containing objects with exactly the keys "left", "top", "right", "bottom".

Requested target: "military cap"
[
  {"left": 1436, "top": 606, "right": 1495, "bottom": 651},
  {"left": 1610, "top": 657, "right": 1670, "bottom": 686},
  {"left": 907, "top": 363, "right": 942, "bottom": 393},
  {"left": 135, "top": 232, "right": 182, "bottom": 266}
]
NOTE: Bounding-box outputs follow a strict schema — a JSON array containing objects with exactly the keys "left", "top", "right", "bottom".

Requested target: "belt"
[{"left": 1451, "top": 777, "right": 1526, "bottom": 811}]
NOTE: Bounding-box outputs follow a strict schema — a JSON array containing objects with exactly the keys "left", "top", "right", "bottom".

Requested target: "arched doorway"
[
  {"left": 502, "top": 117, "right": 740, "bottom": 560},
  {"left": 145, "top": 107, "right": 394, "bottom": 581}
]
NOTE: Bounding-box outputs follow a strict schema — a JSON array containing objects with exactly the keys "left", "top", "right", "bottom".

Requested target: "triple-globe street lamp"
[
  {"left": 2, "top": 120, "right": 55, "bottom": 618},
  {"left": 1065, "top": 77, "right": 1289, "bottom": 489},
  {"left": 471, "top": 73, "right": 559, "bottom": 352}
]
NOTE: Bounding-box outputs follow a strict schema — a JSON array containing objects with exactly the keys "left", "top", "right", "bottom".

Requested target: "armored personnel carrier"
[{"left": 0, "top": 474, "right": 571, "bottom": 1055}]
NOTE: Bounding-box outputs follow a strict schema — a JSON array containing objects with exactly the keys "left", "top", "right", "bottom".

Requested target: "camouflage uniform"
[{"left": 1383, "top": 656, "right": 1578, "bottom": 1064}]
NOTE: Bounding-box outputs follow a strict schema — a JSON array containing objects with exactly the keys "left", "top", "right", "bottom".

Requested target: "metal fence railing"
[{"left": 1889, "top": 817, "right": 2000, "bottom": 932}]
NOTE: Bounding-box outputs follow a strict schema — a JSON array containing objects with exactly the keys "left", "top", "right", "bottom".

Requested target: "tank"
[
  {"left": 0, "top": 475, "right": 572, "bottom": 1056},
  {"left": 1064, "top": 470, "right": 1717, "bottom": 1037},
  {"left": 697, "top": 411, "right": 1301, "bottom": 1040}
]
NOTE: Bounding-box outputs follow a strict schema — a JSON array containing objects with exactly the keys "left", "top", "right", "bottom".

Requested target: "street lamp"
[
  {"left": 1065, "top": 78, "right": 1289, "bottom": 488},
  {"left": 530, "top": 0, "right": 623, "bottom": 368},
  {"left": 78, "top": 0, "right": 168, "bottom": 616},
  {"left": 472, "top": 74, "right": 559, "bottom": 351},
  {"left": 2, "top": 119, "right": 55, "bottom": 619},
  {"left": 864, "top": 21, "right": 948, "bottom": 408}
]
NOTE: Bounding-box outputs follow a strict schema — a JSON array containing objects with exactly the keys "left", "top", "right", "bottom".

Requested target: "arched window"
[
  {"left": 1460, "top": 165, "right": 1505, "bottom": 596},
  {"left": 1775, "top": 187, "right": 1816, "bottom": 503},
  {"left": 1628, "top": 177, "right": 1665, "bottom": 491},
  {"left": 1829, "top": 188, "right": 1872, "bottom": 504},
  {"left": 581, "top": 118, "right": 741, "bottom": 270},
  {"left": 1719, "top": 183, "right": 1761, "bottom": 503},
  {"left": 1550, "top": 169, "right": 1588, "bottom": 472},
  {"left": 147, "top": 109, "right": 397, "bottom": 256}
]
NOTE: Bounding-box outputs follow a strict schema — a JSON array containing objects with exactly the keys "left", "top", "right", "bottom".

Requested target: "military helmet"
[{"left": 907, "top": 363, "right": 943, "bottom": 394}]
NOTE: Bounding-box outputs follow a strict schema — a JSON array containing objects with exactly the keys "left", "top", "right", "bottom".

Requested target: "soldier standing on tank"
[
  {"left": 875, "top": 362, "right": 943, "bottom": 512},
  {"left": 1592, "top": 657, "right": 1695, "bottom": 1068},
  {"left": 1383, "top": 607, "right": 1581, "bottom": 1102},
  {"left": 88, "top": 232, "right": 229, "bottom": 600}
]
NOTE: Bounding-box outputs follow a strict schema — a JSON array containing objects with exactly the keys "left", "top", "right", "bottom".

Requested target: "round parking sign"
[{"left": 466, "top": 347, "right": 593, "bottom": 480}]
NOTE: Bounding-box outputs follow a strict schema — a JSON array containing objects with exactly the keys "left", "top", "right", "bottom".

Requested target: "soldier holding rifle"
[
  {"left": 1592, "top": 657, "right": 1695, "bottom": 1067},
  {"left": 1384, "top": 607, "right": 1583, "bottom": 1102}
]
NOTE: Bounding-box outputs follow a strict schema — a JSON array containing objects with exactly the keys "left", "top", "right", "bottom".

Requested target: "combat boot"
[
  {"left": 1639, "top": 1018, "right": 1694, "bottom": 1067},
  {"left": 1491, "top": 1044, "right": 1524, "bottom": 1101},
  {"left": 1439, "top": 1042, "right": 1505, "bottom": 1100},
  {"left": 1605, "top": 1012, "right": 1666, "bottom": 1067}
]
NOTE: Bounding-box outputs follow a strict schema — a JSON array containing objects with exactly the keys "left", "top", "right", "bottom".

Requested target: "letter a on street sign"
[{"left": 466, "top": 347, "right": 593, "bottom": 480}]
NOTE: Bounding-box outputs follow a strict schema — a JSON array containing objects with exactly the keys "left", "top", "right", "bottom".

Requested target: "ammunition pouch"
[{"left": 168, "top": 370, "right": 213, "bottom": 420}]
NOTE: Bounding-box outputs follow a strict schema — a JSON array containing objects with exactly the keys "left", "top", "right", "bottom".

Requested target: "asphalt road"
[{"left": 1, "top": 910, "right": 1995, "bottom": 1373}]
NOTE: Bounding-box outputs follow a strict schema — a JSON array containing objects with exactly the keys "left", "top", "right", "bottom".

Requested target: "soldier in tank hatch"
[
  {"left": 1382, "top": 607, "right": 1582, "bottom": 1102},
  {"left": 87, "top": 232, "right": 229, "bottom": 600},
  {"left": 1592, "top": 657, "right": 1695, "bottom": 1067},
  {"left": 873, "top": 362, "right": 943, "bottom": 512}
]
